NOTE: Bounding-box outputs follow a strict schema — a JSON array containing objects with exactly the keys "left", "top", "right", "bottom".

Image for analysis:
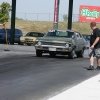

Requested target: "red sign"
[
  {"left": 54, "top": 0, "right": 59, "bottom": 23},
  {"left": 79, "top": 5, "right": 100, "bottom": 22}
]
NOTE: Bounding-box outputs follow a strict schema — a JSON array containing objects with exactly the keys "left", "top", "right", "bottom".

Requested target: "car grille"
[
  {"left": 25, "top": 38, "right": 33, "bottom": 42},
  {"left": 41, "top": 42, "right": 66, "bottom": 46}
]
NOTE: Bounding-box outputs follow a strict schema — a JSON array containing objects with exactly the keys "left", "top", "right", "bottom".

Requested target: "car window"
[
  {"left": 26, "top": 32, "right": 30, "bottom": 36},
  {"left": 78, "top": 33, "right": 82, "bottom": 38},
  {"left": 45, "top": 30, "right": 74, "bottom": 38},
  {"left": 0, "top": 29, "right": 11, "bottom": 33},
  {"left": 15, "top": 29, "right": 22, "bottom": 35},
  {"left": 15, "top": 29, "right": 19, "bottom": 34},
  {"left": 30, "top": 33, "right": 38, "bottom": 37},
  {"left": 0, "top": 29, "right": 5, "bottom": 33},
  {"left": 82, "top": 34, "right": 90, "bottom": 40},
  {"left": 75, "top": 32, "right": 81, "bottom": 38},
  {"left": 6, "top": 29, "right": 11, "bottom": 33},
  {"left": 26, "top": 32, "right": 39, "bottom": 37},
  {"left": 38, "top": 33, "right": 44, "bottom": 37}
]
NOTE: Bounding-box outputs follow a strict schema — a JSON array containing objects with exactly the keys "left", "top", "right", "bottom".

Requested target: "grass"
[{"left": 1, "top": 20, "right": 100, "bottom": 35}]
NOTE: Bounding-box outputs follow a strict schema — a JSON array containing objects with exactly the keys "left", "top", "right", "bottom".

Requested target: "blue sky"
[{"left": 0, "top": 0, "right": 100, "bottom": 21}]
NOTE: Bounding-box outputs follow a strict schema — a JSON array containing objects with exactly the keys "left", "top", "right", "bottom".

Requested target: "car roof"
[
  {"left": 49, "top": 29, "right": 80, "bottom": 33},
  {"left": 0, "top": 28, "right": 21, "bottom": 31},
  {"left": 27, "top": 32, "right": 44, "bottom": 34},
  {"left": 82, "top": 34, "right": 91, "bottom": 35}
]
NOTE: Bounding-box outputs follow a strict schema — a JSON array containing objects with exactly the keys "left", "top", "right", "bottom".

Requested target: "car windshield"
[
  {"left": 25, "top": 32, "right": 39, "bottom": 37},
  {"left": 45, "top": 30, "right": 74, "bottom": 38},
  {"left": 82, "top": 34, "right": 90, "bottom": 41}
]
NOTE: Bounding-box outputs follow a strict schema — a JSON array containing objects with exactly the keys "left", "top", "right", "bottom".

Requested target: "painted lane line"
[{"left": 48, "top": 74, "right": 100, "bottom": 100}]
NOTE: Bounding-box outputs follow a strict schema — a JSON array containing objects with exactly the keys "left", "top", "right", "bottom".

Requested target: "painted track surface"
[{"left": 0, "top": 44, "right": 99, "bottom": 100}]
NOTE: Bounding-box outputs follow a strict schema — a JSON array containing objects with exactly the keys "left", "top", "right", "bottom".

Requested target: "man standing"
[{"left": 89, "top": 22, "right": 100, "bottom": 70}]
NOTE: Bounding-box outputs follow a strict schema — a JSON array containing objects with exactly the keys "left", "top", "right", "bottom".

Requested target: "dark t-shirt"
[{"left": 90, "top": 28, "right": 100, "bottom": 49}]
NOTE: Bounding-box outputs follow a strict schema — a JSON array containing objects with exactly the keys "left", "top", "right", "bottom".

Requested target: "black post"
[
  {"left": 67, "top": 0, "right": 73, "bottom": 29},
  {"left": 10, "top": 0, "right": 16, "bottom": 44}
]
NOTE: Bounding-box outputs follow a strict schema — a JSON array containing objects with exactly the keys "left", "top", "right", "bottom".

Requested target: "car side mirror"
[{"left": 72, "top": 35, "right": 75, "bottom": 39}]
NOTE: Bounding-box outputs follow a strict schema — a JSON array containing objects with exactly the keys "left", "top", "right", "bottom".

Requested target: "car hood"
[
  {"left": 22, "top": 36, "right": 37, "bottom": 39},
  {"left": 36, "top": 37, "right": 72, "bottom": 43}
]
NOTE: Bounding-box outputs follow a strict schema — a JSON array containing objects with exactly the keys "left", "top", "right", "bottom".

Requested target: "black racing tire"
[
  {"left": 77, "top": 49, "right": 84, "bottom": 58},
  {"left": 68, "top": 50, "right": 75, "bottom": 59},
  {"left": 36, "top": 50, "right": 42, "bottom": 57},
  {"left": 27, "top": 44, "right": 31, "bottom": 46}
]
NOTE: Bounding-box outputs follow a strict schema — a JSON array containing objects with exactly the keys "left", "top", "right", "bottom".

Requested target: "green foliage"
[
  {"left": 63, "top": 14, "right": 68, "bottom": 22},
  {"left": 0, "top": 2, "right": 11, "bottom": 23},
  {"left": 16, "top": 17, "right": 24, "bottom": 20}
]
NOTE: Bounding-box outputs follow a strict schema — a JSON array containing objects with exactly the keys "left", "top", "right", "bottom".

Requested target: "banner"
[
  {"left": 79, "top": 5, "right": 100, "bottom": 22},
  {"left": 54, "top": 0, "right": 59, "bottom": 24}
]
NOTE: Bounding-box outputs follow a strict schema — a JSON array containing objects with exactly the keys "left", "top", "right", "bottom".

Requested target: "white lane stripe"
[{"left": 48, "top": 74, "right": 100, "bottom": 100}]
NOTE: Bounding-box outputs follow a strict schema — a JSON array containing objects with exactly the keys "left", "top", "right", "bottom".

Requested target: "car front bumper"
[{"left": 35, "top": 45, "right": 72, "bottom": 52}]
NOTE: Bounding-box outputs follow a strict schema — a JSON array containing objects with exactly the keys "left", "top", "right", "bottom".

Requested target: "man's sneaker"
[
  {"left": 96, "top": 66, "right": 100, "bottom": 70},
  {"left": 88, "top": 65, "right": 94, "bottom": 70}
]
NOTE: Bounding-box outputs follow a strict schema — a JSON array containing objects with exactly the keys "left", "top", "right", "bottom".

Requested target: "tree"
[
  {"left": 15, "top": 17, "right": 23, "bottom": 20},
  {"left": 0, "top": 2, "right": 11, "bottom": 23},
  {"left": 63, "top": 14, "right": 68, "bottom": 22}
]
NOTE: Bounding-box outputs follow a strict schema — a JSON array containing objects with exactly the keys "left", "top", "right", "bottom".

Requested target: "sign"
[
  {"left": 79, "top": 5, "right": 100, "bottom": 22},
  {"left": 49, "top": 47, "right": 56, "bottom": 51},
  {"left": 54, "top": 0, "right": 59, "bottom": 24}
]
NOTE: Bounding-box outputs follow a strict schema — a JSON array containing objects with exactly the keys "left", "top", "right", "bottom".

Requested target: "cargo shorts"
[
  {"left": 88, "top": 48, "right": 100, "bottom": 58},
  {"left": 88, "top": 48, "right": 95, "bottom": 57},
  {"left": 95, "top": 48, "right": 100, "bottom": 58}
]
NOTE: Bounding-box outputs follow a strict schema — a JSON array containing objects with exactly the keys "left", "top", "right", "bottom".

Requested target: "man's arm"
[{"left": 91, "top": 37, "right": 100, "bottom": 49}]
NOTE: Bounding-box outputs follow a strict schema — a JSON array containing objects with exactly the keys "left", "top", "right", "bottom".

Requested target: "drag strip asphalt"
[{"left": 0, "top": 44, "right": 99, "bottom": 100}]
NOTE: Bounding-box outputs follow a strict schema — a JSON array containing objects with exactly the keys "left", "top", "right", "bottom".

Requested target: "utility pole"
[
  {"left": 10, "top": 0, "right": 16, "bottom": 44},
  {"left": 68, "top": 0, "right": 73, "bottom": 29}
]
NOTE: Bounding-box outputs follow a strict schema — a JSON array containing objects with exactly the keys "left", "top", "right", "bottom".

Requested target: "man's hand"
[{"left": 90, "top": 45, "right": 94, "bottom": 49}]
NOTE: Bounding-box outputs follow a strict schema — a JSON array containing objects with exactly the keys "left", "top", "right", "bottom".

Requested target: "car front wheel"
[
  {"left": 77, "top": 49, "right": 84, "bottom": 58},
  {"left": 68, "top": 50, "right": 75, "bottom": 59},
  {"left": 36, "top": 50, "right": 42, "bottom": 57},
  {"left": 27, "top": 44, "right": 31, "bottom": 46}
]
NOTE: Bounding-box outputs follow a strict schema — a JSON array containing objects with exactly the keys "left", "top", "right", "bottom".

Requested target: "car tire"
[
  {"left": 18, "top": 42, "right": 22, "bottom": 45},
  {"left": 27, "top": 44, "right": 31, "bottom": 46},
  {"left": 77, "top": 49, "right": 84, "bottom": 58},
  {"left": 36, "top": 50, "right": 42, "bottom": 57},
  {"left": 68, "top": 50, "right": 75, "bottom": 59}
]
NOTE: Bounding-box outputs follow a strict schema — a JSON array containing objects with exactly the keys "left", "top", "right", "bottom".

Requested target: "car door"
[
  {"left": 74, "top": 32, "right": 82, "bottom": 51},
  {"left": 78, "top": 33, "right": 86, "bottom": 50}
]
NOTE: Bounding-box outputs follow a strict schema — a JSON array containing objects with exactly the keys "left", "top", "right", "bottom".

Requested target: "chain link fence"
[{"left": 16, "top": 13, "right": 79, "bottom": 22}]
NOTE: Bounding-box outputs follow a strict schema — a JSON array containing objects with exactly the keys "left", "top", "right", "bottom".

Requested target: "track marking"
[{"left": 48, "top": 74, "right": 100, "bottom": 100}]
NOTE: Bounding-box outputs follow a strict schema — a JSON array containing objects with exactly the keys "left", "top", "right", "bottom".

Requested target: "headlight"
[
  {"left": 37, "top": 41, "right": 42, "bottom": 45},
  {"left": 20, "top": 37, "right": 23, "bottom": 40},
  {"left": 65, "top": 44, "right": 69, "bottom": 48}
]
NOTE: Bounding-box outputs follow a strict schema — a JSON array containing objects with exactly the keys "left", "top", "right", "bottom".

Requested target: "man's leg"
[
  {"left": 90, "top": 56, "right": 94, "bottom": 66},
  {"left": 97, "top": 58, "right": 100, "bottom": 66},
  {"left": 95, "top": 48, "right": 100, "bottom": 69},
  {"left": 96, "top": 57, "right": 100, "bottom": 69},
  {"left": 88, "top": 49, "right": 94, "bottom": 69}
]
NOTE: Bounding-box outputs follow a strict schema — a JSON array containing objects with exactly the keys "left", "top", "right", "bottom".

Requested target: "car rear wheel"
[{"left": 36, "top": 50, "right": 42, "bottom": 57}]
